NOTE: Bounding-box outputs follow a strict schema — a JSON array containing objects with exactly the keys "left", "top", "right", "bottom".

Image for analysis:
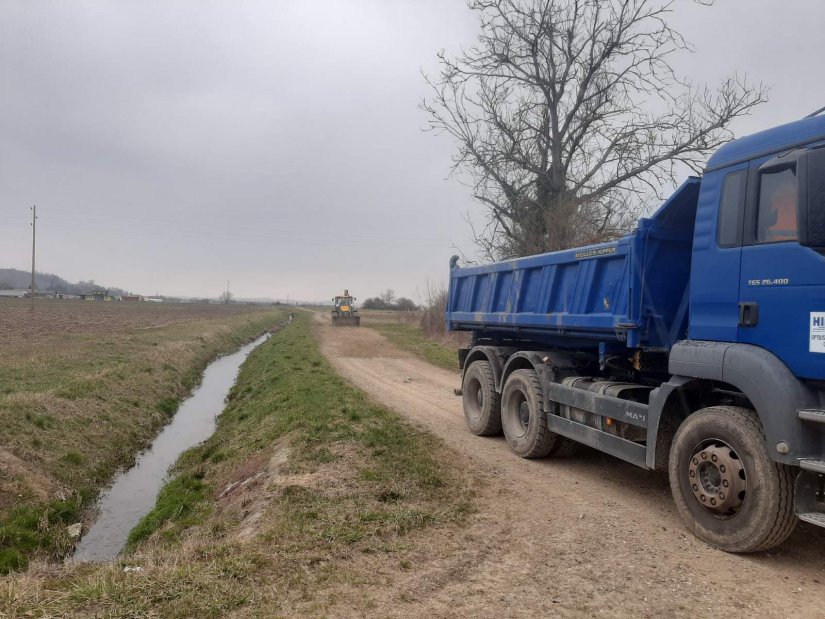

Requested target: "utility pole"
[{"left": 30, "top": 205, "right": 37, "bottom": 311}]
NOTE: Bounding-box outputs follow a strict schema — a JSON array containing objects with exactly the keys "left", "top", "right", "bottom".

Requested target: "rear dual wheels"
[
  {"left": 500, "top": 369, "right": 579, "bottom": 458},
  {"left": 500, "top": 369, "right": 555, "bottom": 457},
  {"left": 668, "top": 406, "right": 796, "bottom": 553},
  {"left": 462, "top": 361, "right": 501, "bottom": 436},
  {"left": 462, "top": 363, "right": 577, "bottom": 458}
]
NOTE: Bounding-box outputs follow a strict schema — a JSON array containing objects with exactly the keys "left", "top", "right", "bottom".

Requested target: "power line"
[
  {"left": 44, "top": 208, "right": 455, "bottom": 244},
  {"left": 31, "top": 218, "right": 466, "bottom": 249}
]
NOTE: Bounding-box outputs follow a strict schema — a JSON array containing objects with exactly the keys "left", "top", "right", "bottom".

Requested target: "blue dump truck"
[{"left": 446, "top": 114, "right": 825, "bottom": 552}]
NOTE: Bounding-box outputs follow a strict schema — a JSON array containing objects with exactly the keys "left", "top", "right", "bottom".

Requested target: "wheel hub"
[
  {"left": 518, "top": 401, "right": 530, "bottom": 430},
  {"left": 688, "top": 443, "right": 747, "bottom": 515}
]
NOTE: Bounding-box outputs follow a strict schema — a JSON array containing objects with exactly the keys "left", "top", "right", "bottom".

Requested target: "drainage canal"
[{"left": 72, "top": 332, "right": 270, "bottom": 562}]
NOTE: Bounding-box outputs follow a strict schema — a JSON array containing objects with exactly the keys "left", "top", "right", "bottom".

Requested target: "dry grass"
[
  {"left": 0, "top": 297, "right": 269, "bottom": 346},
  {"left": 0, "top": 312, "right": 475, "bottom": 617},
  {"left": 358, "top": 309, "right": 467, "bottom": 371},
  {"left": 0, "top": 299, "right": 285, "bottom": 571}
]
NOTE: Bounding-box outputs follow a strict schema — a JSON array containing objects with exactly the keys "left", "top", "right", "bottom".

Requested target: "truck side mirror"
[{"left": 799, "top": 147, "right": 825, "bottom": 251}]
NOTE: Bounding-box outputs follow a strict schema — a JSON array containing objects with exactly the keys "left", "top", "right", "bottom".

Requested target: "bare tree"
[
  {"left": 380, "top": 288, "right": 396, "bottom": 306},
  {"left": 218, "top": 289, "right": 234, "bottom": 304},
  {"left": 395, "top": 297, "right": 418, "bottom": 312},
  {"left": 422, "top": 0, "right": 766, "bottom": 260}
]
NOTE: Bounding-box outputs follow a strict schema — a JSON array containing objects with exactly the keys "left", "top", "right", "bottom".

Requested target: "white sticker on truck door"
[{"left": 811, "top": 313, "right": 825, "bottom": 353}]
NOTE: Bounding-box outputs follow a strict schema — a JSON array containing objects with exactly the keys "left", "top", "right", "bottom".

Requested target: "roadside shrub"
[
  {"left": 361, "top": 296, "right": 418, "bottom": 311},
  {"left": 419, "top": 281, "right": 449, "bottom": 339}
]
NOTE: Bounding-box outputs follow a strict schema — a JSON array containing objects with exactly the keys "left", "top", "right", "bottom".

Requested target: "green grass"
[
  {"left": 127, "top": 473, "right": 208, "bottom": 548},
  {"left": 365, "top": 322, "right": 458, "bottom": 371},
  {"left": 1, "top": 312, "right": 474, "bottom": 617},
  {"left": 0, "top": 493, "right": 87, "bottom": 574}
]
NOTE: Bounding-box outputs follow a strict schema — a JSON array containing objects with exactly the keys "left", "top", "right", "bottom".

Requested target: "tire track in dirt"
[{"left": 313, "top": 312, "right": 825, "bottom": 618}]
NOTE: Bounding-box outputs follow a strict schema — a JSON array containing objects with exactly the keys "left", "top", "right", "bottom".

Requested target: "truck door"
[
  {"left": 689, "top": 165, "right": 748, "bottom": 342},
  {"left": 737, "top": 150, "right": 825, "bottom": 379}
]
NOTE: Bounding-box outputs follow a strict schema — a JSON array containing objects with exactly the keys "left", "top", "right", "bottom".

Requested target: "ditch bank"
[
  {"left": 72, "top": 332, "right": 272, "bottom": 562},
  {"left": 0, "top": 307, "right": 286, "bottom": 574}
]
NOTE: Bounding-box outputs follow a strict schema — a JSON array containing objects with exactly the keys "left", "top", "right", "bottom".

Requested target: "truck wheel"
[
  {"left": 668, "top": 406, "right": 796, "bottom": 553},
  {"left": 462, "top": 361, "right": 501, "bottom": 436},
  {"left": 501, "top": 369, "right": 554, "bottom": 458}
]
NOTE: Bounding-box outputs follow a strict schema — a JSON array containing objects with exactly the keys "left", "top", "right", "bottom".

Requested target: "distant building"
[
  {"left": 122, "top": 295, "right": 143, "bottom": 302},
  {"left": 145, "top": 296, "right": 164, "bottom": 303},
  {"left": 0, "top": 290, "right": 58, "bottom": 299},
  {"left": 79, "top": 289, "right": 114, "bottom": 302},
  {"left": 0, "top": 289, "right": 28, "bottom": 298}
]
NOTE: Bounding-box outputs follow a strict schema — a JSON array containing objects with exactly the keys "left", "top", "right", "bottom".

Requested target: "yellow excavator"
[{"left": 331, "top": 290, "right": 360, "bottom": 326}]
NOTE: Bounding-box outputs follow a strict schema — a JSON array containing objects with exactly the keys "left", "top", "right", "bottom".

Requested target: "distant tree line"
[
  {"left": 0, "top": 268, "right": 128, "bottom": 296},
  {"left": 361, "top": 288, "right": 418, "bottom": 311}
]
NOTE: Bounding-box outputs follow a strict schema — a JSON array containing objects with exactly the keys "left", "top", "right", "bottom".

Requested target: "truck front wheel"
[
  {"left": 462, "top": 361, "right": 501, "bottom": 436},
  {"left": 501, "top": 369, "right": 555, "bottom": 458},
  {"left": 668, "top": 406, "right": 796, "bottom": 553}
]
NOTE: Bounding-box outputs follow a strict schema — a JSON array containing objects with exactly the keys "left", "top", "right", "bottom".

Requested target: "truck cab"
[{"left": 690, "top": 115, "right": 825, "bottom": 380}]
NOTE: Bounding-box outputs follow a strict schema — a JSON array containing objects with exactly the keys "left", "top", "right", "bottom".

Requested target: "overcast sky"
[{"left": 1, "top": 1, "right": 824, "bottom": 301}]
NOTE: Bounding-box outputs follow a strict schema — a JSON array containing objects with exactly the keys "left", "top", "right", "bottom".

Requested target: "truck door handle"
[{"left": 738, "top": 302, "right": 759, "bottom": 327}]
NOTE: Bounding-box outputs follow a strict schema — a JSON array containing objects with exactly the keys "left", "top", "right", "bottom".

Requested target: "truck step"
[
  {"left": 798, "top": 409, "right": 825, "bottom": 423},
  {"left": 799, "top": 460, "right": 825, "bottom": 474},
  {"left": 798, "top": 512, "right": 825, "bottom": 528}
]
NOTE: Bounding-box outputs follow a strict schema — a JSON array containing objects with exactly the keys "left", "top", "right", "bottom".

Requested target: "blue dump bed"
[{"left": 446, "top": 178, "right": 702, "bottom": 351}]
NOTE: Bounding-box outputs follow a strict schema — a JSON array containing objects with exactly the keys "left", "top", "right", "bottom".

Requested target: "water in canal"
[{"left": 72, "top": 332, "right": 270, "bottom": 562}]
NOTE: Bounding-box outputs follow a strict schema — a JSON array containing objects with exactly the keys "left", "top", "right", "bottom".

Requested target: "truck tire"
[
  {"left": 668, "top": 406, "right": 796, "bottom": 553},
  {"left": 462, "top": 361, "right": 501, "bottom": 436},
  {"left": 501, "top": 369, "right": 555, "bottom": 458}
]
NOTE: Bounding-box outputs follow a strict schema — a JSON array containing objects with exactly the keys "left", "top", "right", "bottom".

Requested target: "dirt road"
[{"left": 314, "top": 313, "right": 825, "bottom": 618}]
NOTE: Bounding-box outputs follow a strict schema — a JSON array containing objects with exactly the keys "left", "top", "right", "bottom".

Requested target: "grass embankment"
[
  {"left": 1, "top": 313, "right": 473, "bottom": 617},
  {"left": 360, "top": 316, "right": 459, "bottom": 371},
  {"left": 0, "top": 303, "right": 285, "bottom": 573}
]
